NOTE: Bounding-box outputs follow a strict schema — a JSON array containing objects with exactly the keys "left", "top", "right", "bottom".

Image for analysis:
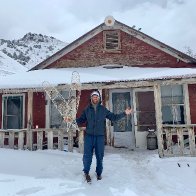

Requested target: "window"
[
  {"left": 161, "top": 85, "right": 185, "bottom": 124},
  {"left": 2, "top": 95, "right": 24, "bottom": 129},
  {"left": 103, "top": 31, "right": 120, "bottom": 51}
]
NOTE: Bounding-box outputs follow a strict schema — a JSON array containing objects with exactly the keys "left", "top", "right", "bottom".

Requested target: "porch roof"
[{"left": 0, "top": 65, "right": 196, "bottom": 90}]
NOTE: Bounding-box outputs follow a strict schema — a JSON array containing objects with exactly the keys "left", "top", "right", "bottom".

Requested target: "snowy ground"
[{"left": 0, "top": 147, "right": 196, "bottom": 196}]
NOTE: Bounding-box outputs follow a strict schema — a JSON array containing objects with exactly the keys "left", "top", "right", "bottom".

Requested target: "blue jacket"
[{"left": 76, "top": 103, "right": 126, "bottom": 135}]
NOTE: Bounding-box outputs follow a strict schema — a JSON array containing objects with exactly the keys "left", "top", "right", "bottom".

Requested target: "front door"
[
  {"left": 133, "top": 89, "right": 156, "bottom": 148},
  {"left": 110, "top": 89, "right": 135, "bottom": 149}
]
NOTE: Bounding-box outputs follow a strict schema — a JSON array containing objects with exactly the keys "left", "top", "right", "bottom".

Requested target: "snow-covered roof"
[{"left": 0, "top": 65, "right": 196, "bottom": 90}]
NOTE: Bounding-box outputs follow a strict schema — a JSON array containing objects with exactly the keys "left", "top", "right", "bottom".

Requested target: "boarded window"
[
  {"left": 3, "top": 95, "right": 24, "bottom": 129},
  {"left": 104, "top": 31, "right": 120, "bottom": 51},
  {"left": 161, "top": 85, "right": 185, "bottom": 124}
]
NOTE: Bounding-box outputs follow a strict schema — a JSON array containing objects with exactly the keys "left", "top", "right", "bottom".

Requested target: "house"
[{"left": 0, "top": 16, "right": 196, "bottom": 157}]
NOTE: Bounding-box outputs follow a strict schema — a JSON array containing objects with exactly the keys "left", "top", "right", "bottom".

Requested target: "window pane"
[
  {"left": 6, "top": 116, "right": 21, "bottom": 129},
  {"left": 172, "top": 105, "right": 185, "bottom": 124},
  {"left": 162, "top": 106, "right": 173, "bottom": 124},
  {"left": 161, "top": 86, "right": 172, "bottom": 97},
  {"left": 161, "top": 97, "right": 172, "bottom": 105},
  {"left": 172, "top": 96, "right": 183, "bottom": 104},
  {"left": 3, "top": 96, "right": 23, "bottom": 129},
  {"left": 172, "top": 85, "right": 183, "bottom": 96},
  {"left": 7, "top": 97, "right": 22, "bottom": 115},
  {"left": 162, "top": 105, "right": 185, "bottom": 124},
  {"left": 112, "top": 92, "right": 132, "bottom": 132},
  {"left": 172, "top": 85, "right": 183, "bottom": 104}
]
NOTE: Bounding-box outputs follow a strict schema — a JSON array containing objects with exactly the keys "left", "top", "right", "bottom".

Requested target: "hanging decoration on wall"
[{"left": 42, "top": 71, "right": 81, "bottom": 132}]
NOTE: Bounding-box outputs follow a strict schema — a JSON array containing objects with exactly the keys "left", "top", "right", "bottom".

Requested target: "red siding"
[
  {"left": 48, "top": 31, "right": 195, "bottom": 69},
  {"left": 33, "top": 92, "right": 45, "bottom": 128},
  {"left": 24, "top": 93, "right": 28, "bottom": 128},
  {"left": 76, "top": 90, "right": 93, "bottom": 127},
  {"left": 188, "top": 84, "right": 196, "bottom": 123}
]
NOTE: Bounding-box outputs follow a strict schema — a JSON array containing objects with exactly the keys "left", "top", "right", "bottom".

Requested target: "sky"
[{"left": 0, "top": 0, "right": 196, "bottom": 53}]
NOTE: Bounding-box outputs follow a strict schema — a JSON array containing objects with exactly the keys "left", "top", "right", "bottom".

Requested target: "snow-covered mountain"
[
  {"left": 0, "top": 51, "right": 27, "bottom": 76},
  {"left": 0, "top": 33, "right": 67, "bottom": 70}
]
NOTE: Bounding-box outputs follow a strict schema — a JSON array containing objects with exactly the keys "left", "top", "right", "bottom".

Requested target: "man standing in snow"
[{"left": 65, "top": 90, "right": 132, "bottom": 183}]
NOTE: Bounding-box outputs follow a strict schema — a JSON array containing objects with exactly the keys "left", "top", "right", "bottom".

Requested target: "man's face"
[{"left": 91, "top": 95, "right": 99, "bottom": 104}]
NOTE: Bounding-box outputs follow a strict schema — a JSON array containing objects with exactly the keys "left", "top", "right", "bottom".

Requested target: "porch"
[{"left": 0, "top": 124, "right": 195, "bottom": 157}]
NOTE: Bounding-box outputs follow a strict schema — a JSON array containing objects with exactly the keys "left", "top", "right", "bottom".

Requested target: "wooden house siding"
[
  {"left": 47, "top": 31, "right": 194, "bottom": 69},
  {"left": 33, "top": 92, "right": 46, "bottom": 128},
  {"left": 189, "top": 84, "right": 196, "bottom": 124}
]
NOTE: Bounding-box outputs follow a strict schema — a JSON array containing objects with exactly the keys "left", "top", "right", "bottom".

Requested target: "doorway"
[
  {"left": 133, "top": 88, "right": 156, "bottom": 148},
  {"left": 109, "top": 89, "right": 135, "bottom": 149}
]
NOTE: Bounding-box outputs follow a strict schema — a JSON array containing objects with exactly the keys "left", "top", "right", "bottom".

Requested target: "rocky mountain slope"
[{"left": 0, "top": 33, "right": 67, "bottom": 70}]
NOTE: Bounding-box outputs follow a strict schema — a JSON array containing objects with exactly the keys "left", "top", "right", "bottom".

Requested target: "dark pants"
[{"left": 83, "top": 134, "right": 105, "bottom": 176}]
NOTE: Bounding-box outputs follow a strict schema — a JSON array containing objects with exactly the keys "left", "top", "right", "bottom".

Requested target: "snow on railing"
[{"left": 161, "top": 125, "right": 196, "bottom": 157}]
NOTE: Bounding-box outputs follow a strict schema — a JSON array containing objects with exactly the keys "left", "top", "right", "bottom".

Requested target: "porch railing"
[
  {"left": 0, "top": 128, "right": 84, "bottom": 153},
  {"left": 161, "top": 124, "right": 196, "bottom": 157}
]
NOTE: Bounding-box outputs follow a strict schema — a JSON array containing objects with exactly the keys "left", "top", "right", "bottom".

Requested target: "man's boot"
[
  {"left": 97, "top": 175, "right": 102, "bottom": 180},
  {"left": 84, "top": 173, "right": 91, "bottom": 183}
]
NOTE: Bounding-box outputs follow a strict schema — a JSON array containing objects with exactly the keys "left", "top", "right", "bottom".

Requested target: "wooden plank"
[
  {"left": 9, "top": 131, "right": 15, "bottom": 149},
  {"left": 0, "top": 132, "right": 5, "bottom": 148},
  {"left": 26, "top": 91, "right": 33, "bottom": 150},
  {"left": 58, "top": 129, "right": 64, "bottom": 151},
  {"left": 37, "top": 131, "right": 43, "bottom": 150},
  {"left": 47, "top": 130, "right": 53, "bottom": 149},
  {"left": 166, "top": 128, "right": 173, "bottom": 155},
  {"left": 177, "top": 128, "right": 184, "bottom": 156},
  {"left": 78, "top": 128, "right": 84, "bottom": 153},
  {"left": 68, "top": 130, "right": 73, "bottom": 152},
  {"left": 183, "top": 84, "right": 191, "bottom": 125},
  {"left": 18, "top": 131, "right": 24, "bottom": 150},
  {"left": 188, "top": 127, "right": 196, "bottom": 156},
  {"left": 154, "top": 84, "right": 164, "bottom": 157},
  {"left": 104, "top": 89, "right": 111, "bottom": 145},
  {"left": 26, "top": 123, "right": 33, "bottom": 150}
]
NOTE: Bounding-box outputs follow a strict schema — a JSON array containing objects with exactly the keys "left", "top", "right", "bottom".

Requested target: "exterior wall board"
[
  {"left": 188, "top": 84, "right": 196, "bottom": 123},
  {"left": 33, "top": 92, "right": 46, "bottom": 128}
]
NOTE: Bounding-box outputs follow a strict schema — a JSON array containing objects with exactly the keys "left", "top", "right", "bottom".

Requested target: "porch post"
[
  {"left": 68, "top": 129, "right": 73, "bottom": 152},
  {"left": 0, "top": 131, "right": 5, "bottom": 148},
  {"left": 104, "top": 89, "right": 112, "bottom": 145},
  {"left": 26, "top": 91, "right": 33, "bottom": 150},
  {"left": 154, "top": 84, "right": 164, "bottom": 157}
]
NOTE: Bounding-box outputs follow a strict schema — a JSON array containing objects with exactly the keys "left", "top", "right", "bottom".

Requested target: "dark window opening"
[
  {"left": 104, "top": 31, "right": 120, "bottom": 51},
  {"left": 3, "top": 96, "right": 24, "bottom": 129}
]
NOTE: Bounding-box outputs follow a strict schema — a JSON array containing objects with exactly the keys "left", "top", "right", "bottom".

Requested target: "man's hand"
[
  {"left": 63, "top": 116, "right": 72, "bottom": 122},
  {"left": 125, "top": 108, "right": 133, "bottom": 115}
]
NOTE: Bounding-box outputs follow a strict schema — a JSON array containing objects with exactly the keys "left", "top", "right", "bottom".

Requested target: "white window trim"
[{"left": 1, "top": 93, "right": 25, "bottom": 129}]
